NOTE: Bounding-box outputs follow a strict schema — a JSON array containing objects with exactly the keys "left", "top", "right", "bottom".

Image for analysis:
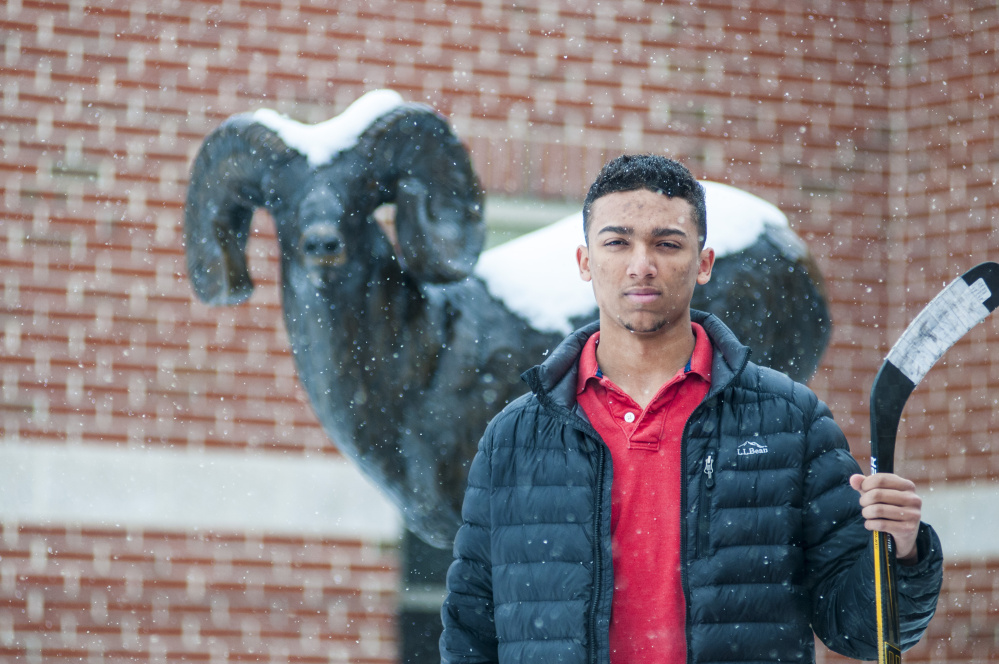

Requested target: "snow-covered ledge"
[
  {"left": 0, "top": 441, "right": 401, "bottom": 541},
  {"left": 1, "top": 440, "right": 989, "bottom": 560},
  {"left": 920, "top": 483, "right": 999, "bottom": 561}
]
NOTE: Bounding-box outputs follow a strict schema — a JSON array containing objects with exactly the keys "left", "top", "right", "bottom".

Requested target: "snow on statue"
[{"left": 183, "top": 90, "right": 830, "bottom": 547}]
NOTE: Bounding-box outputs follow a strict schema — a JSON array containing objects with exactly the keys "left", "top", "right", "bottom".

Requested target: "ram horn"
[
  {"left": 357, "top": 105, "right": 486, "bottom": 283},
  {"left": 183, "top": 115, "right": 304, "bottom": 305}
]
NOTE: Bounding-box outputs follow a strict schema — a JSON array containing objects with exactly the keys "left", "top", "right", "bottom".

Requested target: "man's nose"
[{"left": 627, "top": 246, "right": 657, "bottom": 277}]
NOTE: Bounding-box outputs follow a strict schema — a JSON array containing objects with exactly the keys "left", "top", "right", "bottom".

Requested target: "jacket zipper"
[
  {"left": 682, "top": 339, "right": 749, "bottom": 664},
  {"left": 678, "top": 407, "right": 701, "bottom": 664},
  {"left": 588, "top": 442, "right": 607, "bottom": 664},
  {"left": 697, "top": 449, "right": 716, "bottom": 557},
  {"left": 540, "top": 395, "right": 607, "bottom": 664}
]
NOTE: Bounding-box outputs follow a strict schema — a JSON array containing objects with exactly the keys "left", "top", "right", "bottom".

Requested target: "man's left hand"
[{"left": 849, "top": 473, "right": 923, "bottom": 563}]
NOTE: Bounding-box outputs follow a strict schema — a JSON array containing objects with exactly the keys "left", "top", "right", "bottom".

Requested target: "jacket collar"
[{"left": 522, "top": 311, "right": 751, "bottom": 411}]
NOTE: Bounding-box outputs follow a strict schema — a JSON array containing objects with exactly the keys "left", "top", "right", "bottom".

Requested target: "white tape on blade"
[{"left": 886, "top": 278, "right": 991, "bottom": 384}]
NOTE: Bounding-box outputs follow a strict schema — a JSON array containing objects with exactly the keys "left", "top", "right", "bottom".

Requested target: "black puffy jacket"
[{"left": 441, "top": 312, "right": 943, "bottom": 664}]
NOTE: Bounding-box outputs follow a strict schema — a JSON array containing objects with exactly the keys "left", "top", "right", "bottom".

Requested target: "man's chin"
[{"left": 622, "top": 317, "right": 671, "bottom": 335}]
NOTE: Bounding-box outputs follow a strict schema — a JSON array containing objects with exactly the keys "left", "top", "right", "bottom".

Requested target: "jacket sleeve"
[
  {"left": 801, "top": 399, "right": 943, "bottom": 660},
  {"left": 440, "top": 422, "right": 499, "bottom": 663}
]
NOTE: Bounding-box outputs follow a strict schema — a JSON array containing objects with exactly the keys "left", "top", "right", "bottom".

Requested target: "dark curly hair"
[{"left": 582, "top": 154, "right": 706, "bottom": 248}]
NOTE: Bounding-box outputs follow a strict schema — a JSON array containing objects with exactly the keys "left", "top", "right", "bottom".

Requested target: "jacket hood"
[{"left": 522, "top": 311, "right": 751, "bottom": 410}]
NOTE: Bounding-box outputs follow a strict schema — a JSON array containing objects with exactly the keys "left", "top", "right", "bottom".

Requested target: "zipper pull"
[{"left": 704, "top": 451, "right": 715, "bottom": 489}]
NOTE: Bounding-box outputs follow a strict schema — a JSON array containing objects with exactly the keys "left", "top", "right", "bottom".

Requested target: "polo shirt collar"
[{"left": 576, "top": 322, "right": 712, "bottom": 396}]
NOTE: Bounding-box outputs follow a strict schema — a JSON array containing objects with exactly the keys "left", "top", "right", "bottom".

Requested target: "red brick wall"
[
  {"left": 887, "top": 3, "right": 999, "bottom": 485},
  {"left": 0, "top": 524, "right": 398, "bottom": 662},
  {"left": 2, "top": 1, "right": 998, "bottom": 662}
]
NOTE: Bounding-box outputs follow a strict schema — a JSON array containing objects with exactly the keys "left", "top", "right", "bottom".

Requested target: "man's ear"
[
  {"left": 696, "top": 247, "right": 715, "bottom": 285},
  {"left": 577, "top": 244, "right": 592, "bottom": 282}
]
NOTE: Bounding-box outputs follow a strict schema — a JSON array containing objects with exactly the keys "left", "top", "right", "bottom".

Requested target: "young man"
[{"left": 440, "top": 155, "right": 943, "bottom": 663}]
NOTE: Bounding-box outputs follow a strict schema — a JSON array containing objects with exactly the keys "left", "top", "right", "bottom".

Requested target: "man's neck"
[{"left": 594, "top": 314, "right": 696, "bottom": 409}]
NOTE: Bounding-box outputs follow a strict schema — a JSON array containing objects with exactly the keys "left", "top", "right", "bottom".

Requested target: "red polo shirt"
[{"left": 576, "top": 323, "right": 712, "bottom": 664}]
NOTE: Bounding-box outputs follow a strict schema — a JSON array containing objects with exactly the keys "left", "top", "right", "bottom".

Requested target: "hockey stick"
[{"left": 869, "top": 261, "right": 999, "bottom": 664}]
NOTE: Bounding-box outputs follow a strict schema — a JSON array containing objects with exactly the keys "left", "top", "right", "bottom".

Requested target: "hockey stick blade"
[
  {"left": 869, "top": 261, "right": 999, "bottom": 664},
  {"left": 871, "top": 261, "right": 999, "bottom": 475}
]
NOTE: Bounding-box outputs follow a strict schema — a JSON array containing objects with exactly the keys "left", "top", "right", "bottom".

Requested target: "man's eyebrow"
[
  {"left": 596, "top": 225, "right": 688, "bottom": 238},
  {"left": 651, "top": 227, "right": 687, "bottom": 239}
]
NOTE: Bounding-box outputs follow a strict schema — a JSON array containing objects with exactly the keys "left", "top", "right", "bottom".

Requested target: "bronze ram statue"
[{"left": 184, "top": 90, "right": 830, "bottom": 548}]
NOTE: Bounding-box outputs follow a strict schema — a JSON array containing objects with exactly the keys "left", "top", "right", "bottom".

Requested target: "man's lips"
[{"left": 624, "top": 288, "right": 661, "bottom": 303}]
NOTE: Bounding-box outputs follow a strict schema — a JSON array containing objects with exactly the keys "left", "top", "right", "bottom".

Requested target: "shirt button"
[{"left": 624, "top": 412, "right": 636, "bottom": 423}]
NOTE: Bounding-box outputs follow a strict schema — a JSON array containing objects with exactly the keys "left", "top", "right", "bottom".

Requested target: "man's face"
[{"left": 577, "top": 188, "right": 714, "bottom": 336}]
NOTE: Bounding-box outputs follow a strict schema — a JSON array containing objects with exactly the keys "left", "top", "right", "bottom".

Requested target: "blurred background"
[{"left": 2, "top": 1, "right": 998, "bottom": 662}]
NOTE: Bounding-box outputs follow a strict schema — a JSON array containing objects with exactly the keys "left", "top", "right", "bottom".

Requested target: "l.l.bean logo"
[{"left": 737, "top": 440, "right": 769, "bottom": 456}]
